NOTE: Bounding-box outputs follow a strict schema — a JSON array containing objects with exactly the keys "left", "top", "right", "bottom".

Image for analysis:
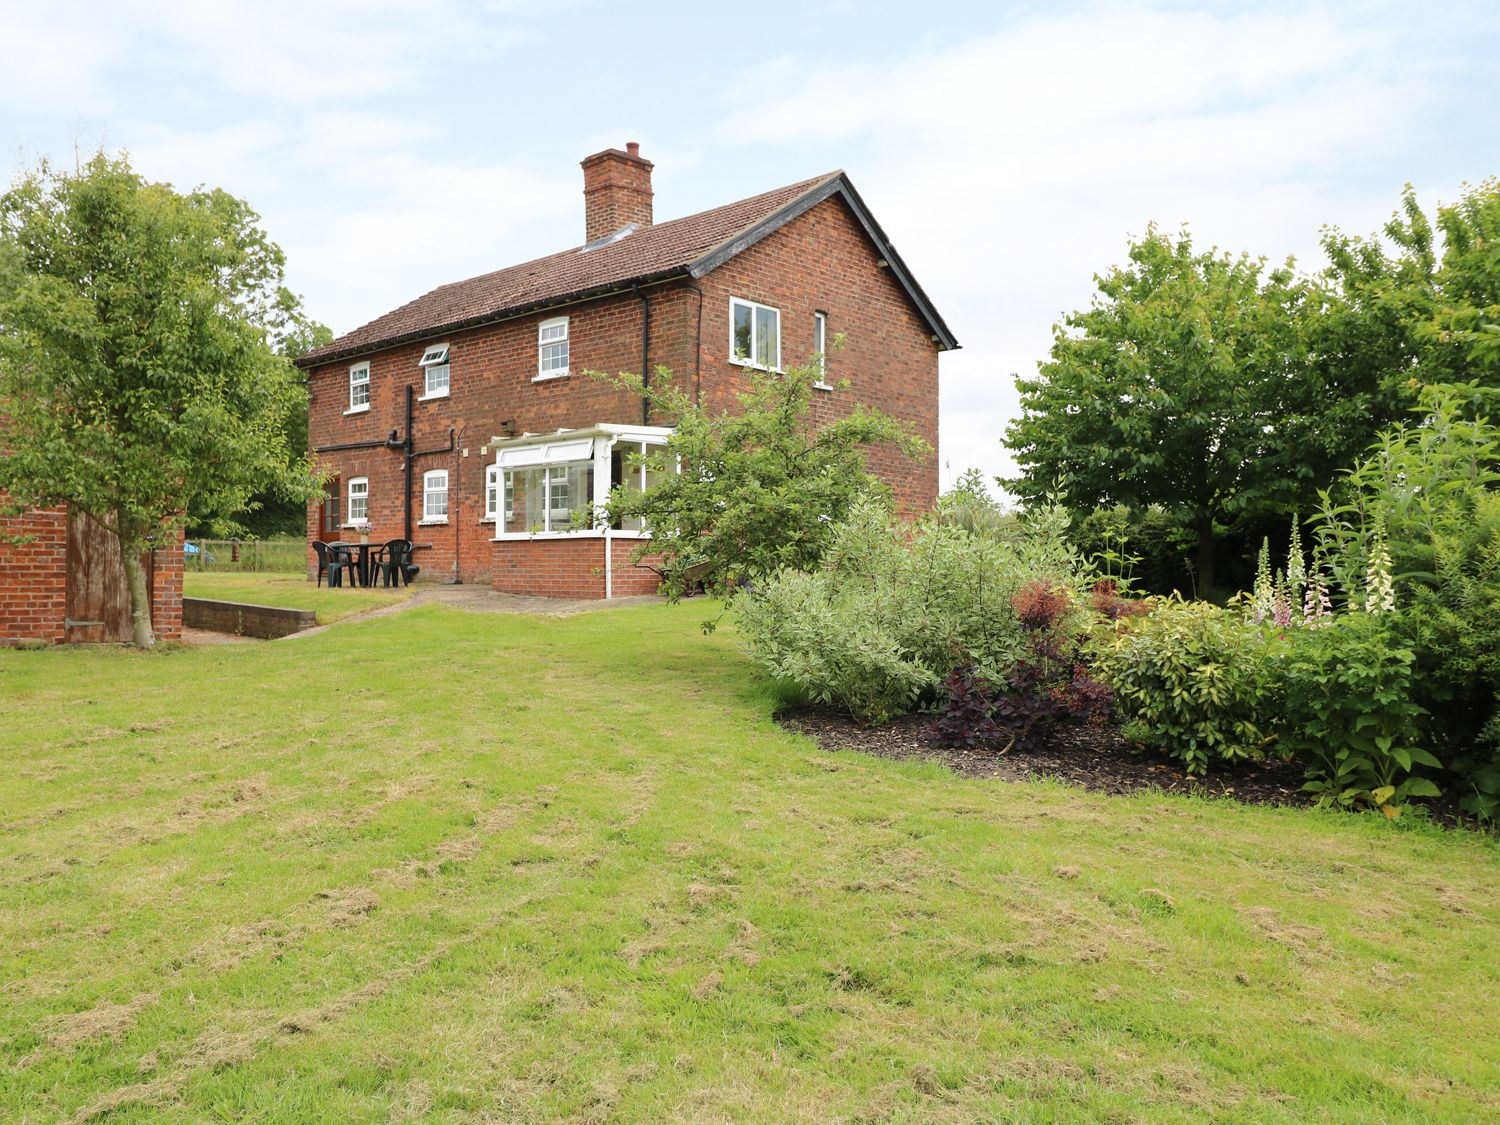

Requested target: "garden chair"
[
  {"left": 372, "top": 539, "right": 420, "bottom": 587},
  {"left": 313, "top": 541, "right": 357, "bottom": 588}
]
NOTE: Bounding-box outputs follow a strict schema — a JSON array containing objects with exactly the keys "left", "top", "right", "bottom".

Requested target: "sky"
[{"left": 4, "top": 0, "right": 1498, "bottom": 493}]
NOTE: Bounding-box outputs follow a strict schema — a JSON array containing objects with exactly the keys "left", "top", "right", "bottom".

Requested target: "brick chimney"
[{"left": 580, "top": 141, "right": 653, "bottom": 244}]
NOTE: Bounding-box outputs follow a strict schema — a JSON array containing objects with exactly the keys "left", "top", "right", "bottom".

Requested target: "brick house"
[
  {"left": 0, "top": 503, "right": 183, "bottom": 645},
  {"left": 296, "top": 143, "right": 957, "bottom": 597}
]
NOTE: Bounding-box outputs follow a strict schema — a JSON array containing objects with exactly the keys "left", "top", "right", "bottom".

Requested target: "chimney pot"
[{"left": 580, "top": 142, "right": 654, "bottom": 244}]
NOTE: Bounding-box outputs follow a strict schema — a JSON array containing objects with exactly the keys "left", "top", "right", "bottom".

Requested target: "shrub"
[
  {"left": 927, "top": 666, "right": 999, "bottom": 748},
  {"left": 737, "top": 499, "right": 1090, "bottom": 725},
  {"left": 1094, "top": 596, "right": 1272, "bottom": 775},
  {"left": 1090, "top": 579, "right": 1150, "bottom": 621},
  {"left": 1271, "top": 611, "right": 1439, "bottom": 814},
  {"left": 928, "top": 582, "right": 1112, "bottom": 751},
  {"left": 1312, "top": 385, "right": 1500, "bottom": 818},
  {"left": 1399, "top": 493, "right": 1500, "bottom": 818}
]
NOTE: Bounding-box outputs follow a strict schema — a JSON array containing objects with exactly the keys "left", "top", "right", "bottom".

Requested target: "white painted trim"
[
  {"left": 813, "top": 382, "right": 834, "bottom": 392},
  {"left": 417, "top": 388, "right": 450, "bottom": 402},
  {"left": 417, "top": 519, "right": 449, "bottom": 527},
  {"left": 422, "top": 468, "right": 449, "bottom": 522},
  {"left": 343, "top": 404, "right": 371, "bottom": 415},
  {"left": 490, "top": 529, "right": 652, "bottom": 543},
  {"left": 348, "top": 361, "right": 371, "bottom": 410},
  {"left": 537, "top": 315, "right": 569, "bottom": 380},
  {"left": 346, "top": 477, "right": 369, "bottom": 524}
]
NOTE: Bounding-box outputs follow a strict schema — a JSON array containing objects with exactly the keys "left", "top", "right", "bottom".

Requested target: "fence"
[{"left": 184, "top": 537, "right": 306, "bottom": 574}]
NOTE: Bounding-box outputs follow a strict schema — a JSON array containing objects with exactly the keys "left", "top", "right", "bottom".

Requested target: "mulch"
[
  {"left": 777, "top": 707, "right": 1310, "bottom": 808},
  {"left": 779, "top": 707, "right": 1486, "bottom": 827}
]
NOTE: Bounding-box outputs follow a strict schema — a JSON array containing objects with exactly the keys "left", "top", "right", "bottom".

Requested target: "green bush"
[
  {"left": 736, "top": 500, "right": 1089, "bottom": 724},
  {"left": 1270, "top": 611, "right": 1439, "bottom": 813},
  {"left": 1313, "top": 385, "right": 1500, "bottom": 818},
  {"left": 1093, "top": 596, "right": 1272, "bottom": 775},
  {"left": 1401, "top": 493, "right": 1500, "bottom": 818}
]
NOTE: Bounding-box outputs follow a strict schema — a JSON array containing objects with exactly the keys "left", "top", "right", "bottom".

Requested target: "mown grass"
[
  {"left": 0, "top": 602, "right": 1496, "bottom": 1122},
  {"left": 182, "top": 572, "right": 411, "bottom": 625}
]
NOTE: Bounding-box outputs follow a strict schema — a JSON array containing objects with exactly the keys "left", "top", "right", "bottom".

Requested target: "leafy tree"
[
  {"left": 595, "top": 359, "right": 927, "bottom": 605},
  {"left": 1005, "top": 226, "right": 1398, "bottom": 593},
  {"left": 187, "top": 318, "right": 333, "bottom": 539},
  {"left": 0, "top": 152, "right": 320, "bottom": 645}
]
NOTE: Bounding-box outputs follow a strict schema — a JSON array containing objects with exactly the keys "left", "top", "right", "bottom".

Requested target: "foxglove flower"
[{"left": 1364, "top": 517, "right": 1396, "bottom": 615}]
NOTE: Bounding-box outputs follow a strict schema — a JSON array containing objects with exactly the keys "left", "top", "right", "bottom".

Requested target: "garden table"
[{"left": 327, "top": 541, "right": 376, "bottom": 587}]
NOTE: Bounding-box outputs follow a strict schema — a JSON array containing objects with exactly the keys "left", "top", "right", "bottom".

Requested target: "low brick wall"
[{"left": 184, "top": 597, "right": 317, "bottom": 639}]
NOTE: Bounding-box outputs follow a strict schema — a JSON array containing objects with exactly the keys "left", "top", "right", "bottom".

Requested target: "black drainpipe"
[
  {"left": 403, "top": 385, "right": 415, "bottom": 542},
  {"left": 633, "top": 281, "right": 651, "bottom": 425}
]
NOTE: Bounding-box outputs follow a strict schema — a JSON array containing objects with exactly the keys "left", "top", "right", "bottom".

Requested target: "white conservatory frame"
[{"left": 487, "top": 422, "right": 675, "bottom": 597}]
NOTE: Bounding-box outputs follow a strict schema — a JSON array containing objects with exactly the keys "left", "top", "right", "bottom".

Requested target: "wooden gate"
[{"left": 65, "top": 509, "right": 151, "bottom": 643}]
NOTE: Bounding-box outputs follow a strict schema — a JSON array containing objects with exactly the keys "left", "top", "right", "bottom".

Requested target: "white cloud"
[{"left": 719, "top": 1, "right": 1457, "bottom": 494}]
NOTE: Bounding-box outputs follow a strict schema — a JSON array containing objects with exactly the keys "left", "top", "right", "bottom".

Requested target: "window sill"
[
  {"left": 729, "top": 357, "right": 782, "bottom": 374},
  {"left": 418, "top": 390, "right": 450, "bottom": 402},
  {"left": 417, "top": 519, "right": 449, "bottom": 527},
  {"left": 812, "top": 381, "right": 833, "bottom": 392},
  {"left": 492, "top": 529, "right": 654, "bottom": 542},
  {"left": 532, "top": 371, "right": 570, "bottom": 383},
  {"left": 344, "top": 404, "right": 371, "bottom": 415}
]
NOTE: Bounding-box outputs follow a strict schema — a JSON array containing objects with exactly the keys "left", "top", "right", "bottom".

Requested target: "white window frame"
[
  {"left": 418, "top": 342, "right": 450, "bottom": 400},
  {"left": 488, "top": 426, "right": 675, "bottom": 541},
  {"left": 346, "top": 477, "right": 369, "bottom": 525},
  {"left": 346, "top": 362, "right": 371, "bottom": 413},
  {"left": 483, "top": 463, "right": 513, "bottom": 522},
  {"left": 535, "top": 316, "right": 570, "bottom": 382},
  {"left": 729, "top": 297, "right": 781, "bottom": 371},
  {"left": 422, "top": 469, "right": 449, "bottom": 524},
  {"left": 813, "top": 311, "right": 832, "bottom": 389}
]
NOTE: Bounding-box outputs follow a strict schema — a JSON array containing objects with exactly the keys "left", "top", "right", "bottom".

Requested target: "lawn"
[
  {"left": 1, "top": 603, "right": 1497, "bottom": 1122},
  {"left": 182, "top": 572, "right": 412, "bottom": 625}
]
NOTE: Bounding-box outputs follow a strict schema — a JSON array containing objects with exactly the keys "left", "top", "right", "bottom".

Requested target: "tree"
[
  {"left": 1004, "top": 226, "right": 1393, "bottom": 594},
  {"left": 597, "top": 359, "right": 927, "bottom": 604},
  {"left": 187, "top": 318, "right": 332, "bottom": 539},
  {"left": 0, "top": 152, "right": 320, "bottom": 645}
]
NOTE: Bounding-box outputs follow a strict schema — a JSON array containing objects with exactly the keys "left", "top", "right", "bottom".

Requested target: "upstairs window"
[
  {"left": 814, "top": 311, "right": 830, "bottom": 387},
  {"left": 423, "top": 469, "right": 449, "bottom": 522},
  {"left": 419, "top": 343, "right": 450, "bottom": 398},
  {"left": 347, "top": 477, "right": 369, "bottom": 523},
  {"left": 537, "top": 316, "right": 569, "bottom": 380},
  {"left": 730, "top": 297, "right": 780, "bottom": 370},
  {"left": 348, "top": 362, "right": 370, "bottom": 410}
]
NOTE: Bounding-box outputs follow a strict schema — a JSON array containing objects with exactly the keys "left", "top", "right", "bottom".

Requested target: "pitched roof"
[{"left": 297, "top": 171, "right": 958, "bottom": 367}]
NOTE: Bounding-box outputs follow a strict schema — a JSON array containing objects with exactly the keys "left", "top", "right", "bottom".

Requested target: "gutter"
[{"left": 295, "top": 273, "right": 685, "bottom": 371}]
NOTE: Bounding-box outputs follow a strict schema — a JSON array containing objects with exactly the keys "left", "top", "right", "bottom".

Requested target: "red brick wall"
[
  {"left": 304, "top": 190, "right": 942, "bottom": 592},
  {"left": 150, "top": 532, "right": 184, "bottom": 642},
  {"left": 305, "top": 290, "right": 687, "bottom": 587},
  {"left": 0, "top": 504, "right": 68, "bottom": 645},
  {"left": 0, "top": 504, "right": 183, "bottom": 645},
  {"left": 489, "top": 536, "right": 661, "bottom": 598},
  {"left": 693, "top": 194, "right": 941, "bottom": 514}
]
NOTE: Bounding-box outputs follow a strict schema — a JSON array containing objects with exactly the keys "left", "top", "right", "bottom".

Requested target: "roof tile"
[{"left": 299, "top": 172, "right": 839, "bottom": 365}]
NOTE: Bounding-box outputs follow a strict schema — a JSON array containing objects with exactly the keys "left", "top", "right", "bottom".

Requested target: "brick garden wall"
[
  {"left": 0, "top": 504, "right": 68, "bottom": 645},
  {"left": 0, "top": 502, "right": 183, "bottom": 645}
]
